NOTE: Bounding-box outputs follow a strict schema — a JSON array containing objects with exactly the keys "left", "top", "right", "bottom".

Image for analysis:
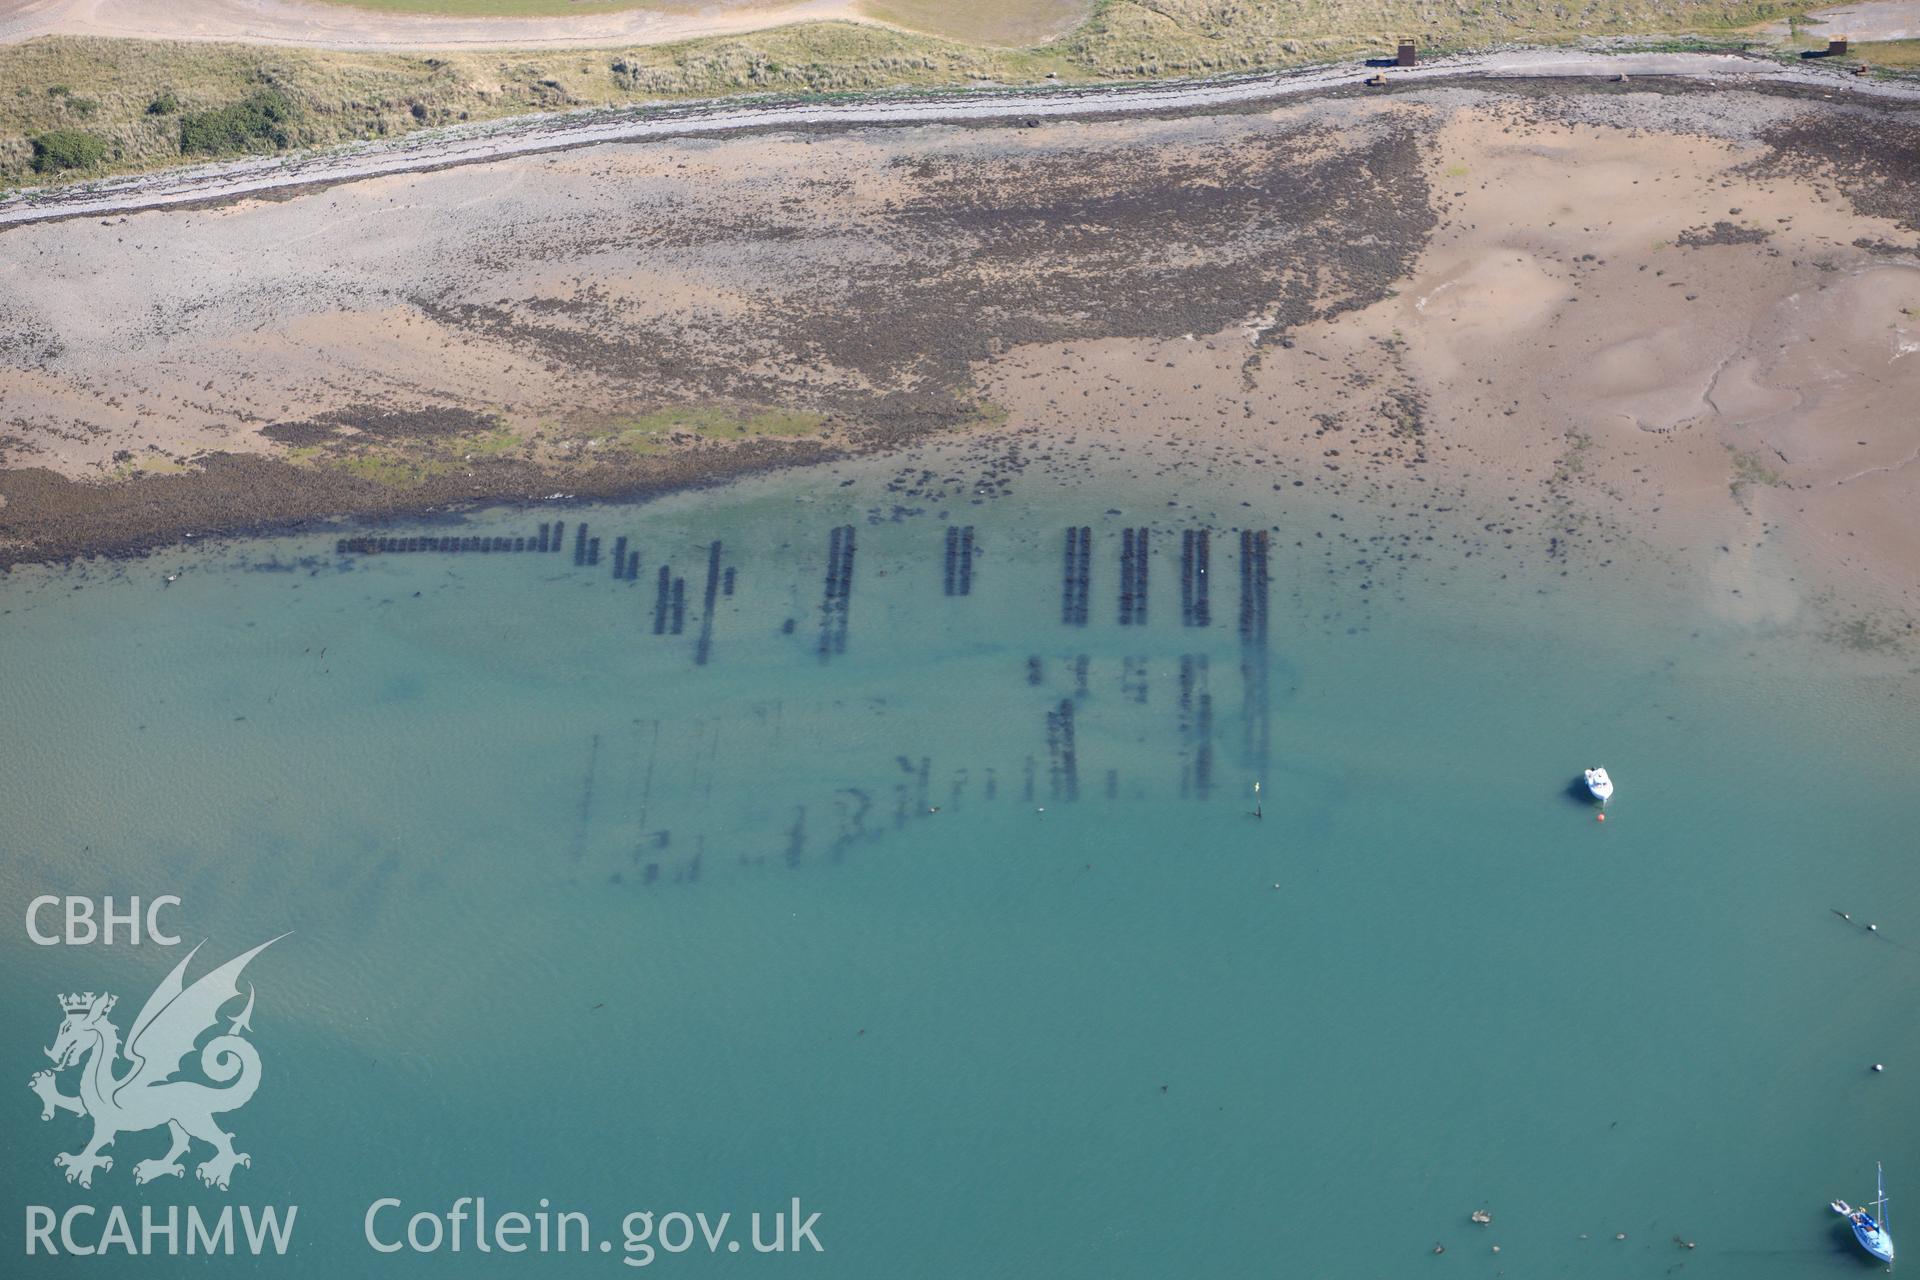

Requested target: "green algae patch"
[
  {"left": 964, "top": 400, "right": 1009, "bottom": 428},
  {"left": 106, "top": 453, "right": 198, "bottom": 480},
  {"left": 269, "top": 412, "right": 534, "bottom": 489},
  {"left": 267, "top": 404, "right": 822, "bottom": 493},
  {"left": 331, "top": 454, "right": 456, "bottom": 488},
  {"left": 587, "top": 405, "right": 828, "bottom": 457},
  {"left": 1727, "top": 446, "right": 1784, "bottom": 500},
  {"left": 448, "top": 425, "right": 527, "bottom": 459}
]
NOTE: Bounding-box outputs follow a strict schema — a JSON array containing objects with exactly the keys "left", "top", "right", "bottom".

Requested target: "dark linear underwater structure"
[
  {"left": 335, "top": 518, "right": 1283, "bottom": 888},
  {"left": 334, "top": 517, "right": 1266, "bottom": 671}
]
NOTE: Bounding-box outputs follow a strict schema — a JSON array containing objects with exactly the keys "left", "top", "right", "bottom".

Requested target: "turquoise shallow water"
[{"left": 1, "top": 442, "right": 1915, "bottom": 1277}]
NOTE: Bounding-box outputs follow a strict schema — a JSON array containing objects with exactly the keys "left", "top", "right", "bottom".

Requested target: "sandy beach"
[{"left": 2, "top": 74, "right": 1917, "bottom": 645}]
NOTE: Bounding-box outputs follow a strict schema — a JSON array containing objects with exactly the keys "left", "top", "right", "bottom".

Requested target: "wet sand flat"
[{"left": 1, "top": 77, "right": 1918, "bottom": 640}]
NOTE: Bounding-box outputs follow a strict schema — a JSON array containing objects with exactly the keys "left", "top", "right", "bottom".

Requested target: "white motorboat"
[{"left": 1584, "top": 767, "right": 1614, "bottom": 804}]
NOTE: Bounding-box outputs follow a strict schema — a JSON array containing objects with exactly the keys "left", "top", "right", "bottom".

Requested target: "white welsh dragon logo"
[{"left": 28, "top": 936, "right": 285, "bottom": 1191}]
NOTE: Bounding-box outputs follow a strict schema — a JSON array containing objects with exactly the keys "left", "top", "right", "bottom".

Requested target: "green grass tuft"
[
  {"left": 178, "top": 86, "right": 298, "bottom": 155},
  {"left": 29, "top": 128, "right": 106, "bottom": 173}
]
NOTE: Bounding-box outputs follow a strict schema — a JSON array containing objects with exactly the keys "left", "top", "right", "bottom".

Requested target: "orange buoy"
[{"left": 1596, "top": 812, "right": 1606, "bottom": 823}]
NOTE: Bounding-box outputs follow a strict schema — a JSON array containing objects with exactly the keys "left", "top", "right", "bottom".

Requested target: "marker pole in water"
[{"left": 1254, "top": 780, "right": 1262, "bottom": 819}]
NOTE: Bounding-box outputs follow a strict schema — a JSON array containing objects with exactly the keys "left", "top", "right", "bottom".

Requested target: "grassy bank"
[
  {"left": 1, "top": 0, "right": 1805, "bottom": 190},
  {"left": 1069, "top": 0, "right": 1799, "bottom": 72},
  {"left": 1856, "top": 39, "right": 1920, "bottom": 70},
  {"left": 0, "top": 25, "right": 1062, "bottom": 186}
]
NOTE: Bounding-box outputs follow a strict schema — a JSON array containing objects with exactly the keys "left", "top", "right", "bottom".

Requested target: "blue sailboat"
[{"left": 1832, "top": 1162, "right": 1895, "bottom": 1265}]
